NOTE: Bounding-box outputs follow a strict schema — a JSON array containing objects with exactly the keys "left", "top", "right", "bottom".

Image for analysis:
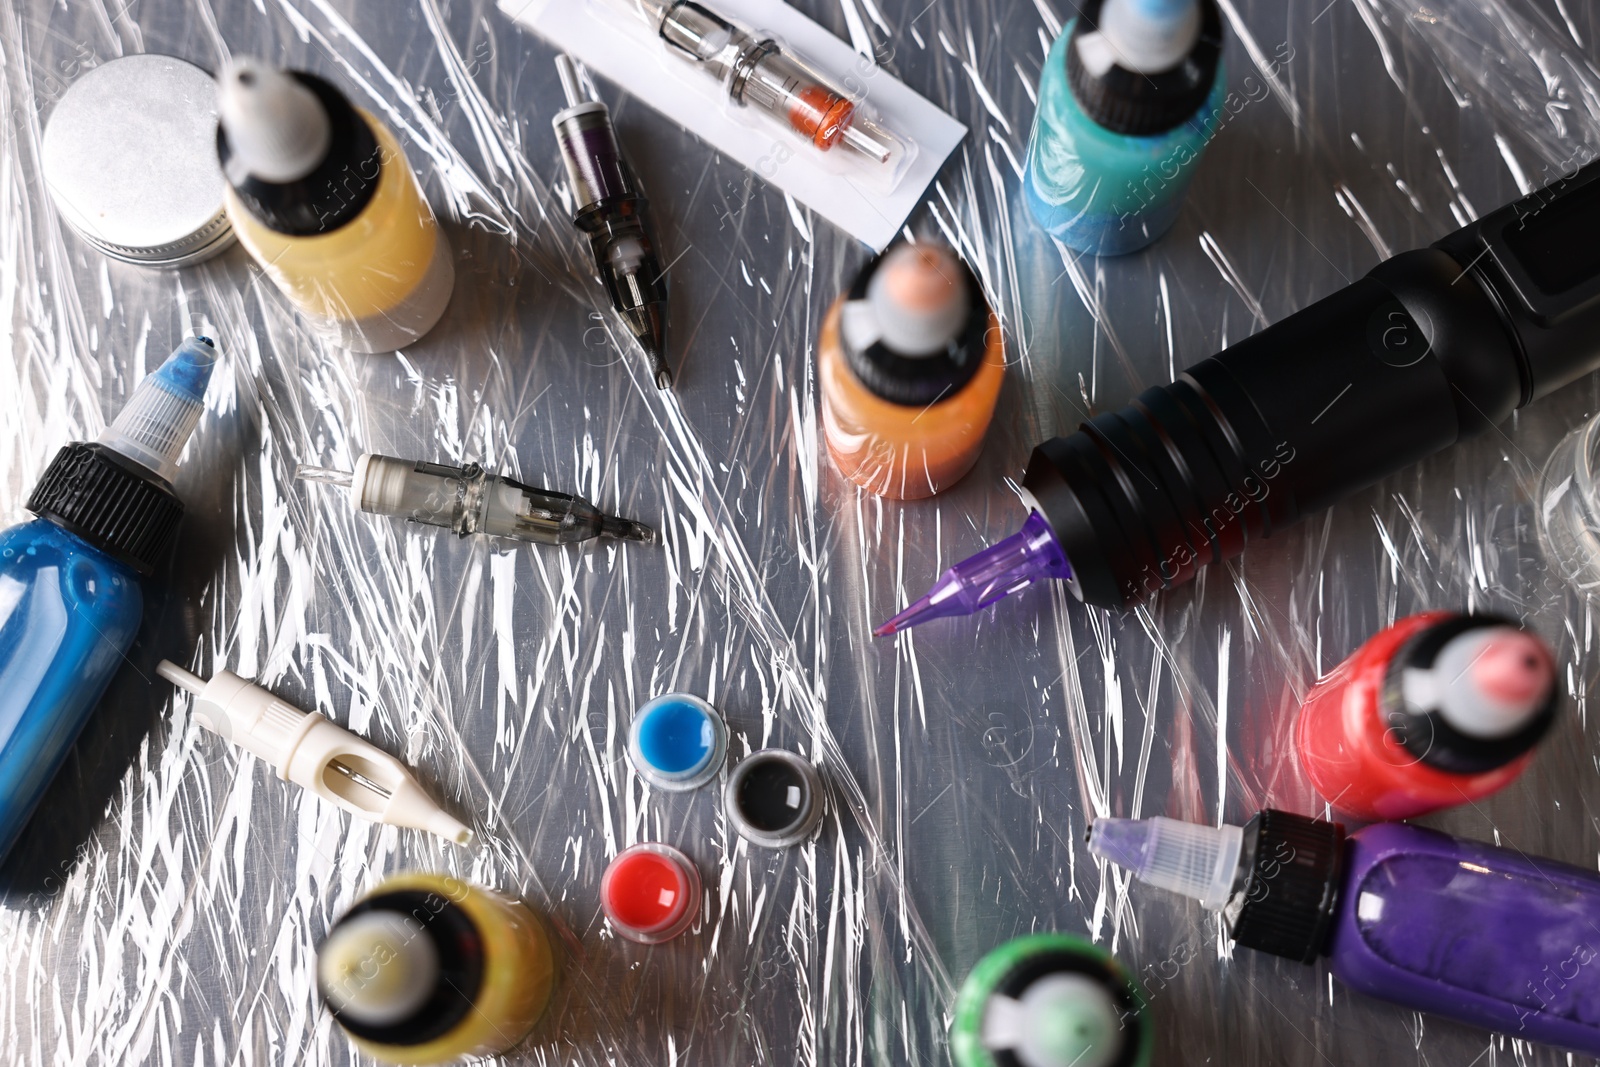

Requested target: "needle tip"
[
  {"left": 601, "top": 515, "right": 658, "bottom": 543},
  {"left": 156, "top": 659, "right": 207, "bottom": 694},
  {"left": 294, "top": 464, "right": 355, "bottom": 488},
  {"left": 620, "top": 302, "right": 672, "bottom": 388},
  {"left": 639, "top": 334, "right": 672, "bottom": 390},
  {"left": 874, "top": 605, "right": 918, "bottom": 637},
  {"left": 554, "top": 54, "right": 584, "bottom": 108},
  {"left": 875, "top": 590, "right": 945, "bottom": 637}
]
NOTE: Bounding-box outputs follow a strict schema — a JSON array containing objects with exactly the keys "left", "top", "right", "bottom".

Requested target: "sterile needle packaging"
[{"left": 496, "top": 0, "right": 968, "bottom": 251}]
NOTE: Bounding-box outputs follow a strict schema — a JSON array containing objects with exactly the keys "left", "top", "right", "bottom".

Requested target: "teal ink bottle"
[
  {"left": 1024, "top": 0, "right": 1225, "bottom": 255},
  {"left": 0, "top": 337, "right": 215, "bottom": 865}
]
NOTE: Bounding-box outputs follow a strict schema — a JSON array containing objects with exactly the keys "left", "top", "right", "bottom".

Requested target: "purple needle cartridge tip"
[{"left": 875, "top": 511, "right": 1073, "bottom": 636}]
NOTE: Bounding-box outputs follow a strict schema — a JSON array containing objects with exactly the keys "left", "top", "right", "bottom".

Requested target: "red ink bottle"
[{"left": 1295, "top": 612, "right": 1558, "bottom": 820}]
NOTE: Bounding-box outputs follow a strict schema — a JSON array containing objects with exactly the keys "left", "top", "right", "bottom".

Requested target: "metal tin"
[{"left": 41, "top": 54, "right": 234, "bottom": 267}]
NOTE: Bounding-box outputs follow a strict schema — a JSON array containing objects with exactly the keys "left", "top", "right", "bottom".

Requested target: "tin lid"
[{"left": 41, "top": 54, "right": 235, "bottom": 267}]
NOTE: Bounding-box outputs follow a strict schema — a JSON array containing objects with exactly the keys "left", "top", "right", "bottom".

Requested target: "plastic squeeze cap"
[
  {"left": 1087, "top": 815, "right": 1242, "bottom": 909},
  {"left": 982, "top": 973, "right": 1123, "bottom": 1067},
  {"left": 1401, "top": 625, "right": 1555, "bottom": 739},
  {"left": 217, "top": 57, "right": 332, "bottom": 183},
  {"left": 1067, "top": 0, "right": 1220, "bottom": 137},
  {"left": 157, "top": 660, "right": 474, "bottom": 846},
  {"left": 844, "top": 243, "right": 971, "bottom": 357},
  {"left": 317, "top": 911, "right": 439, "bottom": 1026},
  {"left": 98, "top": 336, "right": 216, "bottom": 482},
  {"left": 1082, "top": 0, "right": 1202, "bottom": 75},
  {"left": 1095, "top": 811, "right": 1345, "bottom": 964}
]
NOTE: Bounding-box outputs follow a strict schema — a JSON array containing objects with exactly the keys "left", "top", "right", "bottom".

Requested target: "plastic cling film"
[
  {"left": 16, "top": 0, "right": 1600, "bottom": 1065},
  {"left": 1539, "top": 415, "right": 1600, "bottom": 597}
]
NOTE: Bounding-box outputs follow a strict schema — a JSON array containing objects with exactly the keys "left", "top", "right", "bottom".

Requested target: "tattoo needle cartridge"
[
  {"left": 551, "top": 54, "right": 674, "bottom": 389},
  {"left": 158, "top": 659, "right": 474, "bottom": 846},
  {"left": 296, "top": 453, "right": 656, "bottom": 547}
]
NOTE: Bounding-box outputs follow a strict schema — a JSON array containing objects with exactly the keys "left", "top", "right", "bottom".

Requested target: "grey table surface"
[{"left": 4, "top": 0, "right": 1600, "bottom": 1063}]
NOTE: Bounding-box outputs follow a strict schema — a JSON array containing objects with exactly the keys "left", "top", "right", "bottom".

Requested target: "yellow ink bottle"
[
  {"left": 317, "top": 872, "right": 557, "bottom": 1064},
  {"left": 819, "top": 242, "right": 1004, "bottom": 500},
  {"left": 216, "top": 58, "right": 454, "bottom": 352}
]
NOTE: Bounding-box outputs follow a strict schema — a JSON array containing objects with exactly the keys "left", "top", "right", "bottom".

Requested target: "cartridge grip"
[
  {"left": 1433, "top": 157, "right": 1600, "bottom": 401},
  {"left": 1025, "top": 250, "right": 1520, "bottom": 609}
]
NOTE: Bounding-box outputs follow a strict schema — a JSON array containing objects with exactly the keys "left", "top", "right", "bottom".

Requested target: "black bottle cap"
[
  {"left": 1223, "top": 810, "right": 1344, "bottom": 965},
  {"left": 25, "top": 442, "right": 183, "bottom": 576},
  {"left": 316, "top": 889, "right": 485, "bottom": 1047},
  {"left": 1381, "top": 613, "right": 1559, "bottom": 775},
  {"left": 839, "top": 244, "right": 994, "bottom": 408},
  {"left": 216, "top": 70, "right": 380, "bottom": 237},
  {"left": 1066, "top": 0, "right": 1224, "bottom": 137}
]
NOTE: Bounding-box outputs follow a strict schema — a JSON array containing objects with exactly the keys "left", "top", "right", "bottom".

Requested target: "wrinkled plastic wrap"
[{"left": 4, "top": 0, "right": 1600, "bottom": 1064}]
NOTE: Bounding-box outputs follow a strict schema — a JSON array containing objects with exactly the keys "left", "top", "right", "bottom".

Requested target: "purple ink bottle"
[{"left": 1089, "top": 810, "right": 1600, "bottom": 1055}]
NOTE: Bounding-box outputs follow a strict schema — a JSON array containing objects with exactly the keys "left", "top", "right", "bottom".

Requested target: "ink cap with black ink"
[
  {"left": 41, "top": 54, "right": 235, "bottom": 267},
  {"left": 724, "top": 748, "right": 825, "bottom": 848}
]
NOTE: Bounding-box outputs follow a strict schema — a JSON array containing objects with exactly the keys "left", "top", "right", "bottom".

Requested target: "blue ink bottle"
[
  {"left": 1024, "top": 0, "right": 1225, "bottom": 255},
  {"left": 0, "top": 337, "right": 215, "bottom": 864}
]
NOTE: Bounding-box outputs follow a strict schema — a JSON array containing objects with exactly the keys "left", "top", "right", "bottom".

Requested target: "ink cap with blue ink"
[{"left": 627, "top": 693, "right": 729, "bottom": 792}]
